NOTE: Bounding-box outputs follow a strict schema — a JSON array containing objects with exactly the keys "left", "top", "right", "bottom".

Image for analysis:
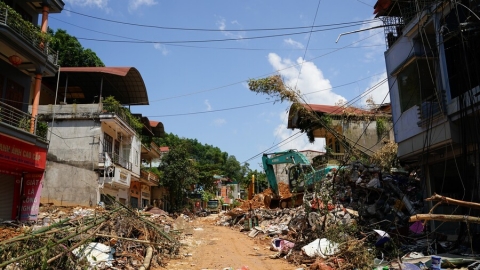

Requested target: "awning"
[{"left": 43, "top": 67, "right": 149, "bottom": 105}]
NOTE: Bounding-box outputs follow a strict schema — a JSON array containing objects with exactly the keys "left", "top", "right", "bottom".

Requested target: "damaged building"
[{"left": 375, "top": 0, "right": 480, "bottom": 237}]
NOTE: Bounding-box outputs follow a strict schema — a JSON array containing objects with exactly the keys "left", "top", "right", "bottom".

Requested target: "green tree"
[
  {"left": 50, "top": 29, "right": 104, "bottom": 67},
  {"left": 158, "top": 145, "right": 199, "bottom": 211}
]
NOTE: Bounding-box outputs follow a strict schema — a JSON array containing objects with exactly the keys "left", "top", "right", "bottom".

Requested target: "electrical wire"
[
  {"left": 62, "top": 8, "right": 378, "bottom": 32},
  {"left": 75, "top": 22, "right": 385, "bottom": 44},
  {"left": 51, "top": 16, "right": 385, "bottom": 51}
]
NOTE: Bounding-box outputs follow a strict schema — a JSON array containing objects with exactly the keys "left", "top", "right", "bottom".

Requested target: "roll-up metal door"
[{"left": 0, "top": 174, "right": 15, "bottom": 220}]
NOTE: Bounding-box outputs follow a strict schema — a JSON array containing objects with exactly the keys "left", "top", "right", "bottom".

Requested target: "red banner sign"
[
  {"left": 19, "top": 173, "right": 44, "bottom": 221},
  {"left": 0, "top": 134, "right": 47, "bottom": 170}
]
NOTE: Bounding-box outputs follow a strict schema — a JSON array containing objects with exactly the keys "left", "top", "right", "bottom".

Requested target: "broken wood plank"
[
  {"left": 409, "top": 214, "right": 480, "bottom": 224},
  {"left": 425, "top": 194, "right": 480, "bottom": 210}
]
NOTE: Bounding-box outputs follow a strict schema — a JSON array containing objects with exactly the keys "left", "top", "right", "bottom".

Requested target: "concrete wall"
[
  {"left": 47, "top": 118, "right": 102, "bottom": 170},
  {"left": 41, "top": 161, "right": 99, "bottom": 206}
]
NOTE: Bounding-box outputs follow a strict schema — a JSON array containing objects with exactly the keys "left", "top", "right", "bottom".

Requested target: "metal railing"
[
  {"left": 0, "top": 100, "right": 47, "bottom": 140},
  {"left": 99, "top": 152, "right": 133, "bottom": 171},
  {"left": 140, "top": 170, "right": 160, "bottom": 185},
  {"left": 0, "top": 7, "right": 58, "bottom": 65}
]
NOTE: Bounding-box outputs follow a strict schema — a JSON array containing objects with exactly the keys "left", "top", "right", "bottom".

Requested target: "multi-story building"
[
  {"left": 0, "top": 0, "right": 64, "bottom": 221},
  {"left": 374, "top": 0, "right": 480, "bottom": 232},
  {"left": 35, "top": 67, "right": 164, "bottom": 207},
  {"left": 288, "top": 104, "right": 394, "bottom": 163}
]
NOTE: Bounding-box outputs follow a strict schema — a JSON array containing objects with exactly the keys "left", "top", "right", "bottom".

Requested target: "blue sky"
[{"left": 49, "top": 0, "right": 389, "bottom": 170}]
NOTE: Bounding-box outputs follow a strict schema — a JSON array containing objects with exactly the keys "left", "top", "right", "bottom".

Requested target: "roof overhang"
[{"left": 43, "top": 67, "right": 149, "bottom": 105}]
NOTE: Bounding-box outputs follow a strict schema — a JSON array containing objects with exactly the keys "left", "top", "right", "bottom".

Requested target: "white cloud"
[
  {"left": 66, "top": 0, "right": 109, "bottom": 9},
  {"left": 153, "top": 43, "right": 169, "bottom": 55},
  {"left": 213, "top": 118, "right": 226, "bottom": 126},
  {"left": 284, "top": 38, "right": 304, "bottom": 49},
  {"left": 267, "top": 53, "right": 346, "bottom": 105},
  {"left": 265, "top": 53, "right": 343, "bottom": 153},
  {"left": 204, "top": 100, "right": 212, "bottom": 111},
  {"left": 128, "top": 0, "right": 157, "bottom": 11},
  {"left": 359, "top": 72, "right": 390, "bottom": 106},
  {"left": 216, "top": 17, "right": 245, "bottom": 40}
]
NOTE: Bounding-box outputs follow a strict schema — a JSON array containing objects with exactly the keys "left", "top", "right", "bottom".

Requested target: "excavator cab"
[{"left": 288, "top": 164, "right": 314, "bottom": 192}]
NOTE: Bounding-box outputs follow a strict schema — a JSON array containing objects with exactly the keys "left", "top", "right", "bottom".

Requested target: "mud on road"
[{"left": 155, "top": 215, "right": 296, "bottom": 270}]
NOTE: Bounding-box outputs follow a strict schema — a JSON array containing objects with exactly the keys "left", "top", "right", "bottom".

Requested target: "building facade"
[
  {"left": 0, "top": 0, "right": 64, "bottom": 221},
  {"left": 36, "top": 67, "right": 164, "bottom": 207},
  {"left": 375, "top": 0, "right": 480, "bottom": 234}
]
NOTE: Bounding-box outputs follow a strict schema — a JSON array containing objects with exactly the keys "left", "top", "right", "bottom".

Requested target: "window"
[
  {"left": 396, "top": 58, "right": 436, "bottom": 113},
  {"left": 135, "top": 150, "right": 139, "bottom": 166},
  {"left": 443, "top": 7, "right": 480, "bottom": 99},
  {"left": 103, "top": 133, "right": 113, "bottom": 154}
]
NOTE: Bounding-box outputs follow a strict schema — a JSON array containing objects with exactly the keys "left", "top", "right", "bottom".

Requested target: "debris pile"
[
  {"left": 0, "top": 203, "right": 181, "bottom": 269},
  {"left": 217, "top": 162, "right": 480, "bottom": 269}
]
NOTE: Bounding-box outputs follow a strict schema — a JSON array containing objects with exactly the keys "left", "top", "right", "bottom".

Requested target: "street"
[{"left": 157, "top": 215, "right": 296, "bottom": 270}]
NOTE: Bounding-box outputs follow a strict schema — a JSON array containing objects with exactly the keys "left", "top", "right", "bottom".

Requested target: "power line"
[
  {"left": 73, "top": 21, "right": 384, "bottom": 44},
  {"left": 62, "top": 8, "right": 377, "bottom": 32},
  {"left": 145, "top": 101, "right": 272, "bottom": 117},
  {"left": 51, "top": 16, "right": 385, "bottom": 51}
]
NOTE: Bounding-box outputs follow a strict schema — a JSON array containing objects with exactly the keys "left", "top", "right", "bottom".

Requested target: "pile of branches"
[{"left": 0, "top": 202, "right": 180, "bottom": 269}]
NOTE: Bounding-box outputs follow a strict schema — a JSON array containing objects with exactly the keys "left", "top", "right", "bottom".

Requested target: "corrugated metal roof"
[
  {"left": 43, "top": 67, "right": 149, "bottom": 105},
  {"left": 300, "top": 104, "right": 371, "bottom": 115}
]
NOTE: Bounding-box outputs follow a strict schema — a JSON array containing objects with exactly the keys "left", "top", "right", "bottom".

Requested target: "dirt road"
[{"left": 157, "top": 215, "right": 298, "bottom": 270}]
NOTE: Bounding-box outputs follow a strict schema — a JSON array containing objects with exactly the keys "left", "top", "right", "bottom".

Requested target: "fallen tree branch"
[
  {"left": 47, "top": 222, "right": 106, "bottom": 264},
  {"left": 425, "top": 194, "right": 480, "bottom": 210},
  {"left": 409, "top": 214, "right": 480, "bottom": 224},
  {"left": 95, "top": 233, "right": 165, "bottom": 246},
  {"left": 139, "top": 246, "right": 153, "bottom": 270}
]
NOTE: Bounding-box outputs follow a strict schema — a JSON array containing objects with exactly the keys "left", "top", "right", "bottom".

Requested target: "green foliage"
[
  {"left": 248, "top": 75, "right": 298, "bottom": 103},
  {"left": 376, "top": 117, "right": 387, "bottom": 137},
  {"left": 49, "top": 29, "right": 104, "bottom": 67},
  {"left": 158, "top": 145, "right": 199, "bottom": 211},
  {"left": 320, "top": 114, "right": 333, "bottom": 128},
  {"left": 154, "top": 132, "right": 251, "bottom": 194},
  {"left": 200, "top": 190, "right": 216, "bottom": 202},
  {"left": 102, "top": 96, "right": 143, "bottom": 134},
  {"left": 0, "top": 2, "right": 53, "bottom": 46},
  {"left": 36, "top": 121, "right": 48, "bottom": 140}
]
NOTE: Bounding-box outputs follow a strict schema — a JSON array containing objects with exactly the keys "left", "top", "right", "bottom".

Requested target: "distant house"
[{"left": 288, "top": 104, "right": 394, "bottom": 163}]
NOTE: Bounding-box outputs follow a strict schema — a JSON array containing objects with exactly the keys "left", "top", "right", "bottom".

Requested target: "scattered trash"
[{"left": 301, "top": 238, "right": 339, "bottom": 258}]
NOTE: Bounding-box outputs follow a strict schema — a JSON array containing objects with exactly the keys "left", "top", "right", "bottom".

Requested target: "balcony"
[
  {"left": 0, "top": 4, "right": 58, "bottom": 75},
  {"left": 0, "top": 100, "right": 48, "bottom": 142},
  {"left": 99, "top": 152, "right": 132, "bottom": 171},
  {"left": 140, "top": 170, "right": 160, "bottom": 186}
]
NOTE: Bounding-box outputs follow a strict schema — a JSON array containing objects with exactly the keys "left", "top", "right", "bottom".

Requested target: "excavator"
[{"left": 262, "top": 149, "right": 338, "bottom": 208}]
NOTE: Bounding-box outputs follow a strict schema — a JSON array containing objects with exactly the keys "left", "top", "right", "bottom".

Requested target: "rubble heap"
[
  {"left": 217, "top": 162, "right": 480, "bottom": 269},
  {"left": 0, "top": 203, "right": 181, "bottom": 269}
]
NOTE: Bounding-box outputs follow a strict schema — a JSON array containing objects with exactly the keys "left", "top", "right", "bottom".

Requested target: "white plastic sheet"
[{"left": 301, "top": 238, "right": 339, "bottom": 258}]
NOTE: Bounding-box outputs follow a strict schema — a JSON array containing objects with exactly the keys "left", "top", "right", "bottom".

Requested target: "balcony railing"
[
  {"left": 99, "top": 152, "right": 132, "bottom": 171},
  {"left": 0, "top": 6, "right": 58, "bottom": 65},
  {"left": 140, "top": 170, "right": 160, "bottom": 185},
  {"left": 0, "top": 100, "right": 48, "bottom": 141}
]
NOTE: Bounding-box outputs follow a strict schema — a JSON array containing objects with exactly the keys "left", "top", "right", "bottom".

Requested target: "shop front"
[{"left": 0, "top": 134, "right": 47, "bottom": 221}]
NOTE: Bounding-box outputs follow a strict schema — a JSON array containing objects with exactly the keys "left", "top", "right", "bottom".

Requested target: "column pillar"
[
  {"left": 30, "top": 74, "right": 42, "bottom": 133},
  {"left": 41, "top": 5, "right": 49, "bottom": 33}
]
